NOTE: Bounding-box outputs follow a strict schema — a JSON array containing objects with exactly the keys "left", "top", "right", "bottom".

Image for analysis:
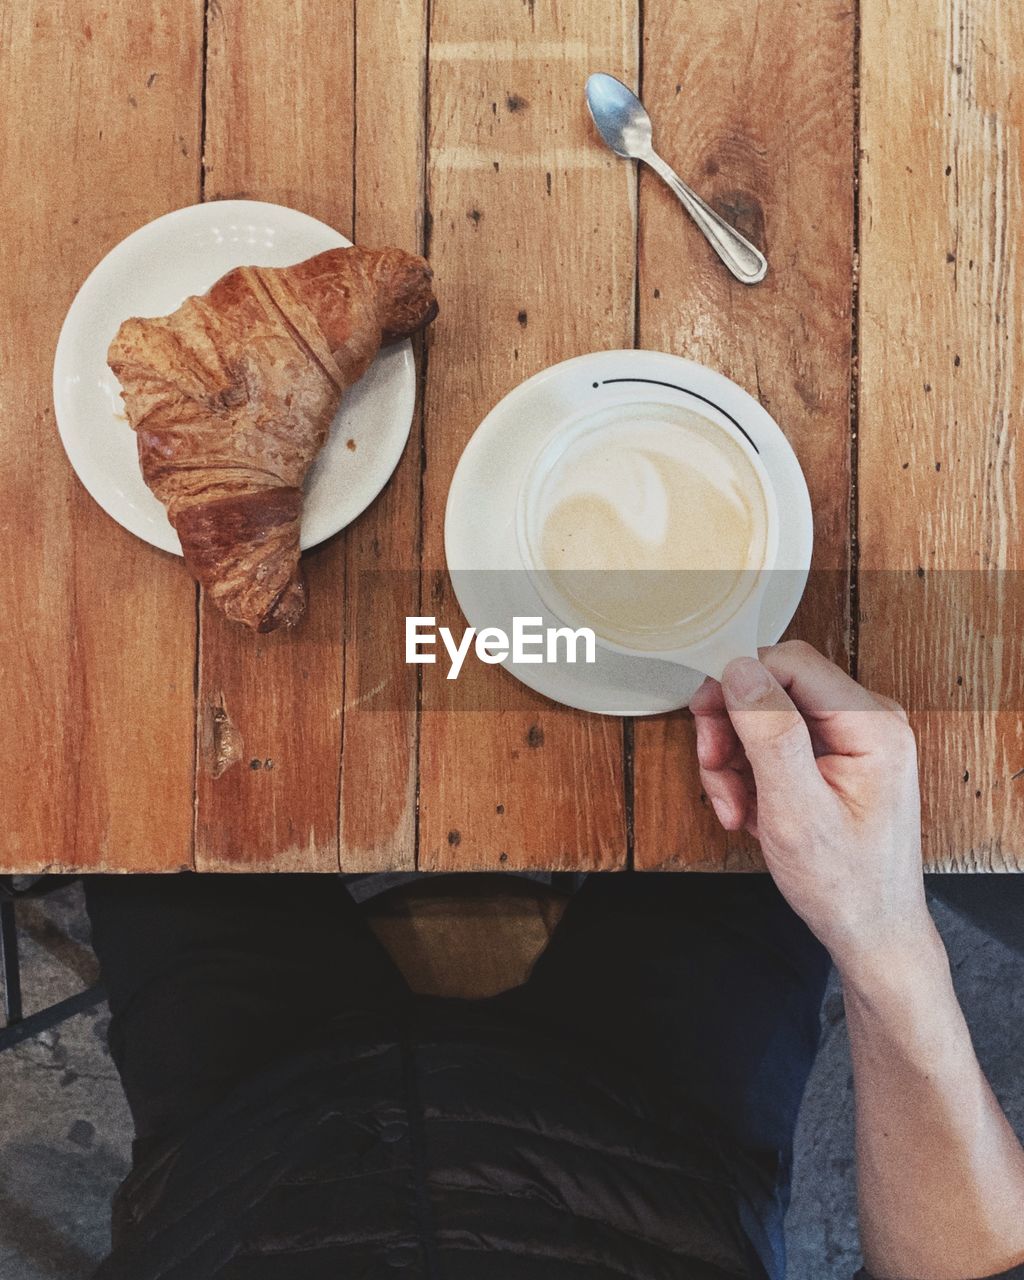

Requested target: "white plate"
[
  {"left": 444, "top": 350, "right": 813, "bottom": 716},
  {"left": 53, "top": 200, "right": 416, "bottom": 555}
]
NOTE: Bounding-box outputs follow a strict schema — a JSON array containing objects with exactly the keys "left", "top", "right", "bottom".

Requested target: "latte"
[{"left": 523, "top": 403, "right": 771, "bottom": 651}]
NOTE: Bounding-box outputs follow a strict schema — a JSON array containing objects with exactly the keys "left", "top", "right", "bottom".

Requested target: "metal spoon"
[{"left": 585, "top": 73, "right": 767, "bottom": 285}]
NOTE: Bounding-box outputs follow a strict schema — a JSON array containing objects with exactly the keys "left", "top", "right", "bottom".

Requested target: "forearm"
[{"left": 840, "top": 921, "right": 1024, "bottom": 1280}]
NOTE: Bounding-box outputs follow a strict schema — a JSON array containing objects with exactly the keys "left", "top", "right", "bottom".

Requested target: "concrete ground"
[{"left": 0, "top": 880, "right": 1021, "bottom": 1280}]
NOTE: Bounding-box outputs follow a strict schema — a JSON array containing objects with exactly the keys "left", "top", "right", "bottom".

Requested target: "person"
[{"left": 84, "top": 641, "right": 1024, "bottom": 1280}]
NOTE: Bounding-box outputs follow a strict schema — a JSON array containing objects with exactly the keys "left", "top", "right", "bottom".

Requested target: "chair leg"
[{"left": 1, "top": 896, "right": 22, "bottom": 1026}]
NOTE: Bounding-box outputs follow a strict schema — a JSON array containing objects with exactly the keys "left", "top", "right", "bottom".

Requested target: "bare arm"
[
  {"left": 842, "top": 928, "right": 1024, "bottom": 1280},
  {"left": 689, "top": 642, "right": 1024, "bottom": 1280}
]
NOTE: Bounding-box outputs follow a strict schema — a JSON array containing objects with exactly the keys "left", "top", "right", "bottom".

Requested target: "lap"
[
  {"left": 84, "top": 874, "right": 407, "bottom": 1146},
  {"left": 85, "top": 870, "right": 829, "bottom": 1170},
  {"left": 512, "top": 872, "right": 831, "bottom": 1156}
]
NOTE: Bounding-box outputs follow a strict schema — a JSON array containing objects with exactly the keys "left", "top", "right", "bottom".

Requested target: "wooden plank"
[
  {"left": 0, "top": 1, "right": 201, "bottom": 873},
  {"left": 417, "top": 0, "right": 637, "bottom": 871},
  {"left": 633, "top": 0, "right": 856, "bottom": 869},
  {"left": 195, "top": 0, "right": 355, "bottom": 870},
  {"left": 338, "top": 0, "right": 428, "bottom": 871},
  {"left": 858, "top": 0, "right": 1024, "bottom": 870}
]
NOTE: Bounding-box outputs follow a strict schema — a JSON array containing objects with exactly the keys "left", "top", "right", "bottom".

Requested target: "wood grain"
[
  {"left": 632, "top": 0, "right": 856, "bottom": 869},
  {"left": 0, "top": 1, "right": 201, "bottom": 873},
  {"left": 416, "top": 0, "right": 637, "bottom": 871},
  {"left": 4, "top": 0, "right": 1019, "bottom": 875},
  {"left": 194, "top": 0, "right": 356, "bottom": 870},
  {"left": 858, "top": 0, "right": 1024, "bottom": 870},
  {"left": 338, "top": 0, "right": 428, "bottom": 871}
]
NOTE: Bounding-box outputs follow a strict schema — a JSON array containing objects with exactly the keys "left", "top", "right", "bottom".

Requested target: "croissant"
[{"left": 107, "top": 246, "right": 437, "bottom": 631}]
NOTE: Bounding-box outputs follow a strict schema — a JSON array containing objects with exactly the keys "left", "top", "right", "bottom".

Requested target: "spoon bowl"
[{"left": 585, "top": 73, "right": 653, "bottom": 158}]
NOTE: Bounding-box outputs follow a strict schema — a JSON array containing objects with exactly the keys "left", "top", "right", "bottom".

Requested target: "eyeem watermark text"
[{"left": 406, "top": 616, "right": 596, "bottom": 680}]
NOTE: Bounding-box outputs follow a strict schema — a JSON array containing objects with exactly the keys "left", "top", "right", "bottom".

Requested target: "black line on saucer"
[{"left": 598, "top": 378, "right": 760, "bottom": 454}]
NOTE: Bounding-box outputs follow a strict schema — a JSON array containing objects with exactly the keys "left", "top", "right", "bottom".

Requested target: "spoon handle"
[{"left": 645, "top": 151, "right": 767, "bottom": 285}]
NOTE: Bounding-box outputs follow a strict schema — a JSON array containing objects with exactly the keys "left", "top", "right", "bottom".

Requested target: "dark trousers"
[{"left": 84, "top": 872, "right": 831, "bottom": 1276}]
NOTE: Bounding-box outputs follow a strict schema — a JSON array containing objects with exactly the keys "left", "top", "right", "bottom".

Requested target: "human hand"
[{"left": 688, "top": 641, "right": 932, "bottom": 972}]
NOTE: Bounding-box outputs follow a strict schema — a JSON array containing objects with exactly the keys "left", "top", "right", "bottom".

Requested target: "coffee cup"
[{"left": 515, "top": 399, "right": 779, "bottom": 680}]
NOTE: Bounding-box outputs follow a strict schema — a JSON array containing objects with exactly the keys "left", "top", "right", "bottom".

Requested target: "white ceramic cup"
[{"left": 515, "top": 399, "right": 780, "bottom": 680}]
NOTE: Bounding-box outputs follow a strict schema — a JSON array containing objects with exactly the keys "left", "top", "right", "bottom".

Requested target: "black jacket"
[{"left": 96, "top": 1004, "right": 775, "bottom": 1280}]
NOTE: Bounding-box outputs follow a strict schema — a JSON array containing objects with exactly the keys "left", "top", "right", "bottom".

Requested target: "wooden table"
[{"left": 2, "top": 0, "right": 1021, "bottom": 875}]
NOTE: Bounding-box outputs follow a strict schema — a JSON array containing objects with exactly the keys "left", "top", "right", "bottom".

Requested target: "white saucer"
[
  {"left": 53, "top": 200, "right": 416, "bottom": 555},
  {"left": 444, "top": 350, "right": 813, "bottom": 716}
]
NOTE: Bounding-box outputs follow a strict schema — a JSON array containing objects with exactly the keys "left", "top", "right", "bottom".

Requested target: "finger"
[
  {"left": 689, "top": 676, "right": 725, "bottom": 716},
  {"left": 758, "top": 640, "right": 903, "bottom": 755},
  {"left": 694, "top": 707, "right": 742, "bottom": 771},
  {"left": 758, "top": 641, "right": 880, "bottom": 715},
  {"left": 700, "top": 767, "right": 749, "bottom": 831},
  {"left": 869, "top": 691, "right": 910, "bottom": 723},
  {"left": 721, "top": 657, "right": 826, "bottom": 797}
]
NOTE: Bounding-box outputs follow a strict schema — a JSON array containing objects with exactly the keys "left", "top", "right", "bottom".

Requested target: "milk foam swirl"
[{"left": 524, "top": 404, "right": 770, "bottom": 649}]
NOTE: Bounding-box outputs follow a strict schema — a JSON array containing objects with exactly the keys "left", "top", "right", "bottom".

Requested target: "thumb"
[{"left": 721, "top": 657, "right": 823, "bottom": 796}]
